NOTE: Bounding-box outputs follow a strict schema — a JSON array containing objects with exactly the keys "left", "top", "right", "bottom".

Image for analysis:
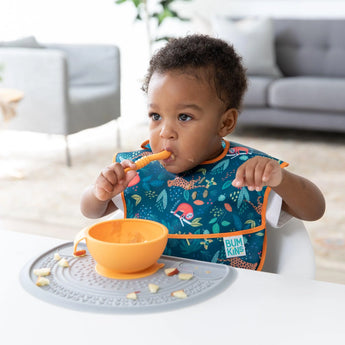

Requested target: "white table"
[{"left": 1, "top": 229, "right": 344, "bottom": 344}]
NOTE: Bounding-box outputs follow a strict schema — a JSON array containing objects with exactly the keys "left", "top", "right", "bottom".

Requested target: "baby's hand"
[
  {"left": 232, "top": 156, "right": 283, "bottom": 191},
  {"left": 93, "top": 160, "right": 137, "bottom": 201}
]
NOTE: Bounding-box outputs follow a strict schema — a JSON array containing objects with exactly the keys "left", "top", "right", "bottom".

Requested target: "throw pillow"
[
  {"left": 0, "top": 36, "right": 42, "bottom": 48},
  {"left": 212, "top": 17, "right": 281, "bottom": 77}
]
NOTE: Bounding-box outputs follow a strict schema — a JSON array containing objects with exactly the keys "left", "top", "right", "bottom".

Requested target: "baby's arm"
[
  {"left": 80, "top": 160, "right": 137, "bottom": 218},
  {"left": 232, "top": 156, "right": 325, "bottom": 221}
]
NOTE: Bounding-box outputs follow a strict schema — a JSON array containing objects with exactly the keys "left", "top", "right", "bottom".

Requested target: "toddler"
[{"left": 81, "top": 35, "right": 325, "bottom": 270}]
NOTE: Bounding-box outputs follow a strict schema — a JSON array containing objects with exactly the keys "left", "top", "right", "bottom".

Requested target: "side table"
[{"left": 0, "top": 88, "right": 24, "bottom": 122}]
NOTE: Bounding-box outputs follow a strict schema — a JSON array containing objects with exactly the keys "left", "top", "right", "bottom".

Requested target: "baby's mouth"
[
  {"left": 161, "top": 150, "right": 175, "bottom": 164},
  {"left": 164, "top": 152, "right": 175, "bottom": 162}
]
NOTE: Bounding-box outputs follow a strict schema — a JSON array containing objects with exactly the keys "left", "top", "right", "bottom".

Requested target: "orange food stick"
[{"left": 124, "top": 150, "right": 171, "bottom": 173}]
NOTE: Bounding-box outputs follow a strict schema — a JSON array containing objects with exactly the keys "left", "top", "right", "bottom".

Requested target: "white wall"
[
  {"left": 1, "top": 0, "right": 345, "bottom": 123},
  {"left": 185, "top": 0, "right": 345, "bottom": 19}
]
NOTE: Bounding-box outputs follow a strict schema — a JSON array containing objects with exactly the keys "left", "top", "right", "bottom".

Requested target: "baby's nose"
[{"left": 160, "top": 123, "right": 177, "bottom": 139}]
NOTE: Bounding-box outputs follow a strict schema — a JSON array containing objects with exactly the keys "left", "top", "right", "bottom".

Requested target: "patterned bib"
[{"left": 115, "top": 140, "right": 287, "bottom": 270}]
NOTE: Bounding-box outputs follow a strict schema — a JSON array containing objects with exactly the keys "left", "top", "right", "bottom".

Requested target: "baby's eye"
[
  {"left": 178, "top": 113, "right": 192, "bottom": 122},
  {"left": 149, "top": 113, "right": 161, "bottom": 121}
]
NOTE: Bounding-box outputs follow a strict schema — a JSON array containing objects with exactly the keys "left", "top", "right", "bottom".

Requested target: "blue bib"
[{"left": 115, "top": 140, "right": 287, "bottom": 270}]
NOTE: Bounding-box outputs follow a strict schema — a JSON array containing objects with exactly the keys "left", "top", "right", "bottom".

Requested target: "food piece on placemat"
[
  {"left": 164, "top": 267, "right": 179, "bottom": 276},
  {"left": 171, "top": 289, "right": 187, "bottom": 299},
  {"left": 58, "top": 258, "right": 69, "bottom": 268},
  {"left": 178, "top": 273, "right": 193, "bottom": 281},
  {"left": 73, "top": 250, "right": 86, "bottom": 257},
  {"left": 33, "top": 268, "right": 51, "bottom": 277},
  {"left": 126, "top": 292, "right": 137, "bottom": 300},
  {"left": 36, "top": 276, "right": 50, "bottom": 287},
  {"left": 53, "top": 252, "right": 61, "bottom": 261},
  {"left": 148, "top": 283, "right": 160, "bottom": 293}
]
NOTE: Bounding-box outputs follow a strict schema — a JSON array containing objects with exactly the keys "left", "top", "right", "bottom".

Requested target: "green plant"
[{"left": 115, "top": 0, "right": 192, "bottom": 52}]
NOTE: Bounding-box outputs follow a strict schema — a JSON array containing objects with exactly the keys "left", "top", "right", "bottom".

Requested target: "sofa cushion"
[
  {"left": 243, "top": 76, "right": 275, "bottom": 107},
  {"left": 45, "top": 44, "right": 120, "bottom": 87},
  {"left": 0, "top": 36, "right": 42, "bottom": 48},
  {"left": 268, "top": 77, "right": 345, "bottom": 112},
  {"left": 212, "top": 17, "right": 281, "bottom": 77},
  {"left": 68, "top": 85, "right": 120, "bottom": 133},
  {"left": 274, "top": 19, "right": 345, "bottom": 77}
]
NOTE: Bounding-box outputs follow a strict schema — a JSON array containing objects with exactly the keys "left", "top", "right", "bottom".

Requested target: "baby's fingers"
[
  {"left": 232, "top": 165, "right": 246, "bottom": 188},
  {"left": 253, "top": 160, "right": 268, "bottom": 191},
  {"left": 262, "top": 162, "right": 274, "bottom": 183},
  {"left": 121, "top": 159, "right": 137, "bottom": 173},
  {"left": 101, "top": 163, "right": 124, "bottom": 186},
  {"left": 262, "top": 160, "right": 283, "bottom": 187}
]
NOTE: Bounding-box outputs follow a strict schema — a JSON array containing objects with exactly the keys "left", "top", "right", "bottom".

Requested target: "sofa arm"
[
  {"left": 45, "top": 43, "right": 121, "bottom": 89},
  {"left": 0, "top": 48, "right": 69, "bottom": 134}
]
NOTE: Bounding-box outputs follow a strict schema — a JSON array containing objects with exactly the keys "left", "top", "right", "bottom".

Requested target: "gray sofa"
[
  {"left": 239, "top": 19, "right": 345, "bottom": 133},
  {"left": 0, "top": 38, "right": 121, "bottom": 165}
]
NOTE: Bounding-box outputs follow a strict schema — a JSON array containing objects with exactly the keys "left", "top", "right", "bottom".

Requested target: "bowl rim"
[{"left": 86, "top": 218, "right": 168, "bottom": 246}]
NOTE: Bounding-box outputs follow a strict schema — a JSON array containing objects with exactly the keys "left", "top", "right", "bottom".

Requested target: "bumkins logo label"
[{"left": 223, "top": 235, "right": 246, "bottom": 258}]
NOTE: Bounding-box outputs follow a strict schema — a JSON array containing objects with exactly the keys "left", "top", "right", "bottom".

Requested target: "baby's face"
[{"left": 147, "top": 71, "right": 228, "bottom": 174}]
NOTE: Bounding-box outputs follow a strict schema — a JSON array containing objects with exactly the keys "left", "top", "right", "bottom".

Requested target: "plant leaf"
[
  {"left": 243, "top": 187, "right": 250, "bottom": 201},
  {"left": 222, "top": 180, "right": 233, "bottom": 190},
  {"left": 232, "top": 214, "right": 242, "bottom": 230},
  {"left": 212, "top": 223, "right": 220, "bottom": 233},
  {"left": 224, "top": 203, "right": 232, "bottom": 212},
  {"left": 196, "top": 168, "right": 207, "bottom": 175},
  {"left": 156, "top": 189, "right": 168, "bottom": 209},
  {"left": 211, "top": 250, "right": 220, "bottom": 263},
  {"left": 244, "top": 220, "right": 256, "bottom": 228},
  {"left": 209, "top": 217, "right": 218, "bottom": 224},
  {"left": 191, "top": 218, "right": 202, "bottom": 227},
  {"left": 131, "top": 194, "right": 141, "bottom": 206},
  {"left": 211, "top": 159, "right": 230, "bottom": 172}
]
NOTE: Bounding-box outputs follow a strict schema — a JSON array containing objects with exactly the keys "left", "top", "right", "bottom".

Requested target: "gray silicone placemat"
[{"left": 20, "top": 242, "right": 235, "bottom": 314}]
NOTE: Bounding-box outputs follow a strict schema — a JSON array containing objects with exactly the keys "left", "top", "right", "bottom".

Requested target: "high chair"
[
  {"left": 262, "top": 217, "right": 315, "bottom": 279},
  {"left": 109, "top": 211, "right": 315, "bottom": 279}
]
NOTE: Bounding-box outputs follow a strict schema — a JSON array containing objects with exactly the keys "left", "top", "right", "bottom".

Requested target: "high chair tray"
[{"left": 20, "top": 242, "right": 235, "bottom": 314}]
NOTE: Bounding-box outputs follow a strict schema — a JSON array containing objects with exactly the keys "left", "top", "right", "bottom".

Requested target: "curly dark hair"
[{"left": 142, "top": 34, "right": 247, "bottom": 110}]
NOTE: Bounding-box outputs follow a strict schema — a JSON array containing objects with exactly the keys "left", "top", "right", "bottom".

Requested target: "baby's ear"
[{"left": 218, "top": 108, "right": 238, "bottom": 136}]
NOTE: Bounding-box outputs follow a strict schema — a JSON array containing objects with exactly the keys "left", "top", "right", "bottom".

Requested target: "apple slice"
[
  {"left": 73, "top": 250, "right": 86, "bottom": 257},
  {"left": 126, "top": 292, "right": 137, "bottom": 300},
  {"left": 33, "top": 268, "right": 51, "bottom": 277},
  {"left": 171, "top": 289, "right": 187, "bottom": 299},
  {"left": 148, "top": 283, "right": 160, "bottom": 293},
  {"left": 178, "top": 273, "right": 193, "bottom": 281},
  {"left": 164, "top": 267, "right": 179, "bottom": 276},
  {"left": 36, "top": 276, "right": 50, "bottom": 287},
  {"left": 58, "top": 258, "right": 69, "bottom": 268},
  {"left": 53, "top": 252, "right": 61, "bottom": 261}
]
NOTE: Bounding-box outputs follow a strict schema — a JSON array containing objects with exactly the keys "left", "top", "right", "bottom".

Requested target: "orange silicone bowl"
[{"left": 73, "top": 219, "right": 168, "bottom": 278}]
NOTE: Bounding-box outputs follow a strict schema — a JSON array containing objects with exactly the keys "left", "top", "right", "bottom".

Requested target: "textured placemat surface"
[{"left": 20, "top": 242, "right": 234, "bottom": 313}]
